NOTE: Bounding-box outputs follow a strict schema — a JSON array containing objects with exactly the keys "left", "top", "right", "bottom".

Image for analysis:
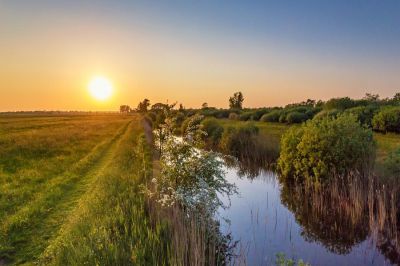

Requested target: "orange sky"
[{"left": 1, "top": 1, "right": 399, "bottom": 111}]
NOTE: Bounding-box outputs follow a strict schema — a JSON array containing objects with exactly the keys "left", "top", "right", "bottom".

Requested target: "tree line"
[{"left": 121, "top": 90, "right": 400, "bottom": 133}]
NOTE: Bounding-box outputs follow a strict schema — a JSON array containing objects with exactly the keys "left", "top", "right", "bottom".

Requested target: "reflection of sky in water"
[{"left": 218, "top": 166, "right": 392, "bottom": 266}]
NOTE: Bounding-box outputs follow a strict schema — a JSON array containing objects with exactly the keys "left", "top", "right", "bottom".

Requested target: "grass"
[
  {"left": 0, "top": 114, "right": 237, "bottom": 265},
  {"left": 0, "top": 114, "right": 170, "bottom": 265}
]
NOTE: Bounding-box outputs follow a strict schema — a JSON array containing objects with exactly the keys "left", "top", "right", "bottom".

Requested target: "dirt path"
[{"left": 0, "top": 121, "right": 132, "bottom": 265}]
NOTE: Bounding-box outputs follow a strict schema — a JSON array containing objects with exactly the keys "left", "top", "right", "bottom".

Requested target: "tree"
[
  {"left": 137, "top": 99, "right": 150, "bottom": 113},
  {"left": 151, "top": 102, "right": 176, "bottom": 112},
  {"left": 324, "top": 97, "right": 355, "bottom": 110},
  {"left": 119, "top": 105, "right": 130, "bottom": 114},
  {"left": 229, "top": 91, "right": 244, "bottom": 109},
  {"left": 201, "top": 102, "right": 208, "bottom": 109},
  {"left": 363, "top": 93, "right": 380, "bottom": 102},
  {"left": 393, "top": 92, "right": 400, "bottom": 102}
]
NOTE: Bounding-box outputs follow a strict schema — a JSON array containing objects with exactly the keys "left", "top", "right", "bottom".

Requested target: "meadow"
[{"left": 0, "top": 114, "right": 169, "bottom": 265}]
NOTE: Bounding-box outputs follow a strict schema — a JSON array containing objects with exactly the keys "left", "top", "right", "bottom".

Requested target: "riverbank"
[{"left": 216, "top": 119, "right": 400, "bottom": 165}]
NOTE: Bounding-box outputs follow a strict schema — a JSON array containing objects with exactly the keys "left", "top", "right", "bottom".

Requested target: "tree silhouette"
[
  {"left": 119, "top": 105, "right": 130, "bottom": 113},
  {"left": 137, "top": 99, "right": 150, "bottom": 113},
  {"left": 229, "top": 92, "right": 244, "bottom": 109}
]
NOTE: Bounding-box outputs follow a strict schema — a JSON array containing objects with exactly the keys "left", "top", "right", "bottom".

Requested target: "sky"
[{"left": 0, "top": 0, "right": 399, "bottom": 111}]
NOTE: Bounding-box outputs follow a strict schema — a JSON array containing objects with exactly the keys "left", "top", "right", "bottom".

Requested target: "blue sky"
[{"left": 1, "top": 1, "right": 399, "bottom": 110}]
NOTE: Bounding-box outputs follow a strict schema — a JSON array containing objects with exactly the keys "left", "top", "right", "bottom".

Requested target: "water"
[{"left": 218, "top": 165, "right": 395, "bottom": 266}]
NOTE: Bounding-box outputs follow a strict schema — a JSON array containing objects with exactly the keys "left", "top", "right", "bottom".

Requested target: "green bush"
[
  {"left": 201, "top": 118, "right": 224, "bottom": 148},
  {"left": 344, "top": 105, "right": 378, "bottom": 127},
  {"left": 220, "top": 124, "right": 258, "bottom": 156},
  {"left": 286, "top": 111, "right": 308, "bottom": 124},
  {"left": 260, "top": 110, "right": 281, "bottom": 122},
  {"left": 219, "top": 123, "right": 279, "bottom": 165},
  {"left": 278, "top": 114, "right": 376, "bottom": 183},
  {"left": 372, "top": 107, "right": 400, "bottom": 133},
  {"left": 278, "top": 113, "right": 287, "bottom": 123},
  {"left": 313, "top": 109, "right": 340, "bottom": 120},
  {"left": 238, "top": 111, "right": 253, "bottom": 121},
  {"left": 324, "top": 97, "right": 355, "bottom": 110}
]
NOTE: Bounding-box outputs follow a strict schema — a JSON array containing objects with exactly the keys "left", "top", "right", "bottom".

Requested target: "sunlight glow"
[{"left": 88, "top": 76, "right": 113, "bottom": 101}]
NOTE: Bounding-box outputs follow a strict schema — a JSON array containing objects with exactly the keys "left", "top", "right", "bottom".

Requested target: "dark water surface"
[{"left": 218, "top": 165, "right": 395, "bottom": 266}]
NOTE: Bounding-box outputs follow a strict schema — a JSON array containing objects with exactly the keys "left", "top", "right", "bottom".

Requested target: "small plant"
[{"left": 275, "top": 253, "right": 310, "bottom": 266}]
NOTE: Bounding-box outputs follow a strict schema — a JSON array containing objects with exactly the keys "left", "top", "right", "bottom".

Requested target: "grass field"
[
  {"left": 218, "top": 119, "right": 400, "bottom": 164},
  {"left": 0, "top": 114, "right": 170, "bottom": 265}
]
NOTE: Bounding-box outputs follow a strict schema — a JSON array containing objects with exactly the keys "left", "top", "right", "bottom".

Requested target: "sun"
[{"left": 88, "top": 76, "right": 113, "bottom": 101}]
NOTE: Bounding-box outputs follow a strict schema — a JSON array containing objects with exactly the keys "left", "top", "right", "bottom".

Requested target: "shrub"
[
  {"left": 344, "top": 105, "right": 378, "bottom": 127},
  {"left": 220, "top": 123, "right": 278, "bottom": 165},
  {"left": 278, "top": 113, "right": 287, "bottom": 123},
  {"left": 324, "top": 97, "right": 355, "bottom": 110},
  {"left": 313, "top": 109, "right": 340, "bottom": 120},
  {"left": 278, "top": 114, "right": 376, "bottom": 183},
  {"left": 201, "top": 118, "right": 224, "bottom": 148},
  {"left": 220, "top": 124, "right": 258, "bottom": 158},
  {"left": 228, "top": 112, "right": 239, "bottom": 120},
  {"left": 286, "top": 111, "right": 308, "bottom": 124},
  {"left": 260, "top": 110, "right": 281, "bottom": 122},
  {"left": 372, "top": 107, "right": 400, "bottom": 133},
  {"left": 239, "top": 111, "right": 253, "bottom": 121},
  {"left": 251, "top": 109, "right": 269, "bottom": 120}
]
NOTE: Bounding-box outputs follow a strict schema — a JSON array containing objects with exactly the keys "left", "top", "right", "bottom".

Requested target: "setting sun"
[{"left": 88, "top": 76, "right": 113, "bottom": 101}]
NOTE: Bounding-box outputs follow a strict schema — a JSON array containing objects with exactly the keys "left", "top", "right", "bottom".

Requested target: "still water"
[{"left": 218, "top": 165, "right": 395, "bottom": 266}]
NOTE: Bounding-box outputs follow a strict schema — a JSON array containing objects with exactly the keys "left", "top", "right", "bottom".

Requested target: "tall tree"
[{"left": 229, "top": 91, "right": 244, "bottom": 109}]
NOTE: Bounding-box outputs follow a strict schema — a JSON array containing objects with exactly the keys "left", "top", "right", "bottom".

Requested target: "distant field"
[
  {"left": 218, "top": 119, "right": 400, "bottom": 164},
  {"left": 0, "top": 114, "right": 167, "bottom": 265}
]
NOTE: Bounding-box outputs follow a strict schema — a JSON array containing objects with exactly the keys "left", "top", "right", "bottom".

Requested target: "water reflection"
[
  {"left": 219, "top": 158, "right": 400, "bottom": 265},
  {"left": 280, "top": 178, "right": 369, "bottom": 255}
]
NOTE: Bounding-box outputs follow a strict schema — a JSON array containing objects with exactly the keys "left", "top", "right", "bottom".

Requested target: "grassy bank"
[
  {"left": 217, "top": 119, "right": 400, "bottom": 165},
  {"left": 0, "top": 114, "right": 170, "bottom": 265}
]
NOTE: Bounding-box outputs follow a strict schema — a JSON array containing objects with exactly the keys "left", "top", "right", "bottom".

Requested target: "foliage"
[
  {"left": 324, "top": 97, "right": 355, "bottom": 110},
  {"left": 119, "top": 105, "right": 131, "bottom": 113},
  {"left": 260, "top": 110, "right": 282, "bottom": 122},
  {"left": 372, "top": 107, "right": 400, "bottom": 133},
  {"left": 312, "top": 109, "right": 340, "bottom": 120},
  {"left": 238, "top": 111, "right": 254, "bottom": 121},
  {"left": 229, "top": 91, "right": 244, "bottom": 109},
  {"left": 201, "top": 117, "right": 224, "bottom": 148},
  {"left": 137, "top": 98, "right": 150, "bottom": 113},
  {"left": 278, "top": 114, "right": 376, "bottom": 183},
  {"left": 286, "top": 111, "right": 308, "bottom": 124},
  {"left": 151, "top": 114, "right": 236, "bottom": 217},
  {"left": 219, "top": 123, "right": 279, "bottom": 165},
  {"left": 344, "top": 105, "right": 378, "bottom": 127}
]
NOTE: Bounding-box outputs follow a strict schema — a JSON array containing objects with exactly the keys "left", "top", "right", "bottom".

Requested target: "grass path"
[{"left": 0, "top": 120, "right": 132, "bottom": 265}]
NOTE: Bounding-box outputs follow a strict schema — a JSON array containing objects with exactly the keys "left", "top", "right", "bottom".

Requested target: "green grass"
[
  {"left": 0, "top": 114, "right": 170, "bottom": 265},
  {"left": 219, "top": 119, "right": 400, "bottom": 164}
]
